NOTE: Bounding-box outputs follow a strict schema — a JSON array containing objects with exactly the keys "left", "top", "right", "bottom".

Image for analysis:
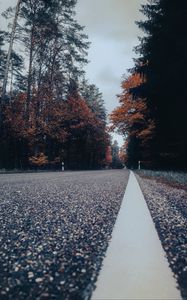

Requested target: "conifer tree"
[
  {"left": 1, "top": 0, "right": 22, "bottom": 100},
  {"left": 134, "top": 0, "right": 187, "bottom": 169}
]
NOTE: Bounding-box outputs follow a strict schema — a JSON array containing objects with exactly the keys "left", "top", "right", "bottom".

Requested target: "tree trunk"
[
  {"left": 10, "top": 61, "right": 13, "bottom": 99},
  {"left": 1, "top": 0, "right": 21, "bottom": 100},
  {"left": 26, "top": 25, "right": 35, "bottom": 123}
]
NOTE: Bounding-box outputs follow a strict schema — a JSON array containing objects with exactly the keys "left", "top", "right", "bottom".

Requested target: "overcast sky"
[
  {"left": 0, "top": 0, "right": 146, "bottom": 146},
  {"left": 75, "top": 0, "right": 146, "bottom": 145}
]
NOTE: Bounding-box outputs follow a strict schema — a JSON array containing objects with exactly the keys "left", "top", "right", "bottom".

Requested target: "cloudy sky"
[
  {"left": 0, "top": 0, "right": 146, "bottom": 146},
  {"left": 76, "top": 0, "right": 146, "bottom": 145}
]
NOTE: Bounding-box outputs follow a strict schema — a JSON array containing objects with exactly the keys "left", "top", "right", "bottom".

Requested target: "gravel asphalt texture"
[
  {"left": 136, "top": 173, "right": 187, "bottom": 299},
  {"left": 0, "top": 170, "right": 129, "bottom": 300}
]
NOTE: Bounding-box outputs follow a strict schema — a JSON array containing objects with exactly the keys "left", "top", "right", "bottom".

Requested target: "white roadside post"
[
  {"left": 138, "top": 160, "right": 141, "bottom": 170},
  {"left": 61, "top": 161, "right": 64, "bottom": 171}
]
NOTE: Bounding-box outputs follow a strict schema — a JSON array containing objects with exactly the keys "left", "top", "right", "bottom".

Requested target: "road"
[
  {"left": 92, "top": 171, "right": 181, "bottom": 300},
  {"left": 0, "top": 170, "right": 129, "bottom": 299}
]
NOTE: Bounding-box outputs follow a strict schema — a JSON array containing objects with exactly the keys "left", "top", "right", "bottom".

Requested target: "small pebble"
[
  {"left": 28, "top": 272, "right": 34, "bottom": 278},
  {"left": 35, "top": 278, "right": 43, "bottom": 283}
]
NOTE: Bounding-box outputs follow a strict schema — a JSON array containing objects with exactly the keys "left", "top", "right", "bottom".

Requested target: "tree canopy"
[
  {"left": 111, "top": 0, "right": 187, "bottom": 170},
  {"left": 0, "top": 0, "right": 110, "bottom": 170}
]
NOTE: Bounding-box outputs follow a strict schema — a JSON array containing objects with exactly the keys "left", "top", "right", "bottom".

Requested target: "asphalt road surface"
[{"left": 0, "top": 170, "right": 129, "bottom": 300}]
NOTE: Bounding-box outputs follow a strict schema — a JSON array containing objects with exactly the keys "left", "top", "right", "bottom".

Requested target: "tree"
[
  {"left": 111, "top": 140, "right": 123, "bottom": 168},
  {"left": 80, "top": 79, "right": 106, "bottom": 122},
  {"left": 134, "top": 0, "right": 187, "bottom": 169},
  {"left": 0, "top": 31, "right": 7, "bottom": 81},
  {"left": 62, "top": 95, "right": 108, "bottom": 170},
  {"left": 110, "top": 73, "right": 155, "bottom": 168},
  {"left": 105, "top": 145, "right": 112, "bottom": 168},
  {"left": 15, "top": 0, "right": 90, "bottom": 124},
  {"left": 1, "top": 0, "right": 22, "bottom": 100},
  {"left": 0, "top": 0, "right": 109, "bottom": 170}
]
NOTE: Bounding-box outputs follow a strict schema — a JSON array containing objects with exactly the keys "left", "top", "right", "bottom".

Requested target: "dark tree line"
[
  {"left": 111, "top": 0, "right": 187, "bottom": 170},
  {"left": 0, "top": 0, "right": 109, "bottom": 170}
]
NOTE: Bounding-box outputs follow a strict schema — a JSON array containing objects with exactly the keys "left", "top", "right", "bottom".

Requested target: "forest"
[
  {"left": 0, "top": 0, "right": 119, "bottom": 170},
  {"left": 111, "top": 0, "right": 187, "bottom": 170}
]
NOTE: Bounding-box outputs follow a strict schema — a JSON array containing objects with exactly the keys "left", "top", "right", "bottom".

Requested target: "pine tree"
[
  {"left": 0, "top": 31, "right": 6, "bottom": 82},
  {"left": 10, "top": 52, "right": 26, "bottom": 92},
  {"left": 1, "top": 0, "right": 22, "bottom": 100},
  {"left": 135, "top": 0, "right": 187, "bottom": 169},
  {"left": 80, "top": 79, "right": 106, "bottom": 122},
  {"left": 19, "top": 0, "right": 89, "bottom": 99}
]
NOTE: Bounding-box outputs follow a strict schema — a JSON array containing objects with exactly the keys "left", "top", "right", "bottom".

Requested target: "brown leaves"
[
  {"left": 122, "top": 73, "right": 143, "bottom": 91},
  {"left": 29, "top": 152, "right": 48, "bottom": 167},
  {"left": 110, "top": 73, "right": 155, "bottom": 143},
  {"left": 109, "top": 72, "right": 156, "bottom": 165},
  {"left": 4, "top": 87, "right": 108, "bottom": 168}
]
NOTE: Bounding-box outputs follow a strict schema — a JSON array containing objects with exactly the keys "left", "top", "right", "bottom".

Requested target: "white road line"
[{"left": 92, "top": 171, "right": 181, "bottom": 300}]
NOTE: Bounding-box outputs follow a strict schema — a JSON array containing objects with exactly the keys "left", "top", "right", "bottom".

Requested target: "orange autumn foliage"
[
  {"left": 29, "top": 152, "right": 48, "bottom": 167},
  {"left": 110, "top": 73, "right": 155, "bottom": 143},
  {"left": 64, "top": 96, "right": 103, "bottom": 132},
  {"left": 4, "top": 88, "right": 108, "bottom": 169}
]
